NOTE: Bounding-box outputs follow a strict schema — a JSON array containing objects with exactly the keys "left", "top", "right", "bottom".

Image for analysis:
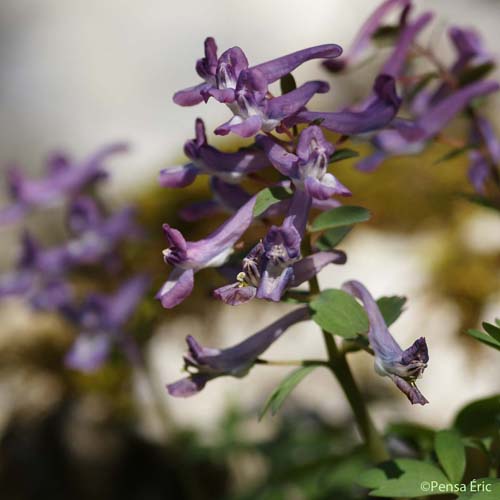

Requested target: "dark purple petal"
[
  {"left": 195, "top": 37, "right": 218, "bottom": 79},
  {"left": 468, "top": 151, "right": 490, "bottom": 194},
  {"left": 304, "top": 174, "right": 351, "bottom": 200},
  {"left": 381, "top": 12, "right": 433, "bottom": 78},
  {"left": 342, "top": 280, "right": 402, "bottom": 359},
  {"left": 256, "top": 266, "right": 294, "bottom": 302},
  {"left": 159, "top": 164, "right": 200, "bottom": 188},
  {"left": 290, "top": 75, "right": 400, "bottom": 134},
  {"left": 389, "top": 375, "right": 429, "bottom": 405},
  {"left": 255, "top": 135, "right": 298, "bottom": 177},
  {"left": 266, "top": 81, "right": 330, "bottom": 121},
  {"left": 356, "top": 150, "right": 388, "bottom": 172},
  {"left": 167, "top": 374, "right": 213, "bottom": 398},
  {"left": 213, "top": 283, "right": 256, "bottom": 305},
  {"left": 343, "top": 280, "right": 428, "bottom": 405},
  {"left": 214, "top": 115, "right": 262, "bottom": 137},
  {"left": 156, "top": 267, "right": 195, "bottom": 309},
  {"left": 291, "top": 251, "right": 347, "bottom": 287},
  {"left": 202, "top": 87, "right": 236, "bottom": 104},
  {"left": 253, "top": 44, "right": 342, "bottom": 83},
  {"left": 67, "top": 197, "right": 102, "bottom": 234},
  {"left": 323, "top": 0, "right": 411, "bottom": 72},
  {"left": 65, "top": 332, "right": 112, "bottom": 373},
  {"left": 173, "top": 82, "right": 212, "bottom": 106},
  {"left": 185, "top": 194, "right": 257, "bottom": 267},
  {"left": 286, "top": 189, "right": 312, "bottom": 236},
  {"left": 106, "top": 275, "right": 149, "bottom": 327},
  {"left": 296, "top": 126, "right": 334, "bottom": 161}
]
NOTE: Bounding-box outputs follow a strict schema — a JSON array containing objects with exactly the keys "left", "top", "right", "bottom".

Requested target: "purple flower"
[
  {"left": 64, "top": 197, "right": 140, "bottom": 266},
  {"left": 287, "top": 75, "right": 401, "bottom": 135},
  {"left": 359, "top": 80, "right": 500, "bottom": 171},
  {"left": 214, "top": 215, "right": 346, "bottom": 305},
  {"left": 257, "top": 126, "right": 351, "bottom": 201},
  {"left": 0, "top": 232, "right": 72, "bottom": 310},
  {"left": 214, "top": 244, "right": 345, "bottom": 306},
  {"left": 173, "top": 38, "right": 342, "bottom": 137},
  {"left": 0, "top": 144, "right": 128, "bottom": 225},
  {"left": 342, "top": 280, "right": 428, "bottom": 405},
  {"left": 167, "top": 306, "right": 310, "bottom": 397},
  {"left": 64, "top": 276, "right": 149, "bottom": 372},
  {"left": 157, "top": 194, "right": 257, "bottom": 308},
  {"left": 323, "top": 0, "right": 411, "bottom": 72},
  {"left": 467, "top": 116, "right": 500, "bottom": 193},
  {"left": 158, "top": 119, "right": 270, "bottom": 188}
]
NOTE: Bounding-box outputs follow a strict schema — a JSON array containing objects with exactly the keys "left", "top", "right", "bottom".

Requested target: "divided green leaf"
[
  {"left": 253, "top": 186, "right": 292, "bottom": 217},
  {"left": 315, "top": 225, "right": 352, "bottom": 250},
  {"left": 377, "top": 296, "right": 407, "bottom": 327},
  {"left": 259, "top": 366, "right": 316, "bottom": 419},
  {"left": 454, "top": 395, "right": 500, "bottom": 437},
  {"left": 310, "top": 289, "right": 369, "bottom": 339},
  {"left": 435, "top": 429, "right": 466, "bottom": 483},
  {"left": 358, "top": 459, "right": 450, "bottom": 497},
  {"left": 433, "top": 146, "right": 470, "bottom": 165},
  {"left": 329, "top": 148, "right": 359, "bottom": 163},
  {"left": 458, "top": 62, "right": 495, "bottom": 87},
  {"left": 467, "top": 323, "right": 500, "bottom": 351},
  {"left": 280, "top": 73, "right": 297, "bottom": 95},
  {"left": 311, "top": 206, "right": 371, "bottom": 232}
]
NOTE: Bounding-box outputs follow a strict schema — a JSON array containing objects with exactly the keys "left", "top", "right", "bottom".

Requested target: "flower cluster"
[
  {"left": 0, "top": 145, "right": 149, "bottom": 372},
  {"left": 161, "top": 0, "right": 500, "bottom": 405}
]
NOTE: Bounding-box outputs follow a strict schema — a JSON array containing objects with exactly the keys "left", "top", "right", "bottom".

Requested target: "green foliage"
[
  {"left": 358, "top": 459, "right": 450, "bottom": 497},
  {"left": 310, "top": 206, "right": 371, "bottom": 232},
  {"left": 253, "top": 186, "right": 292, "bottom": 217},
  {"left": 435, "top": 429, "right": 466, "bottom": 483},
  {"left": 310, "top": 289, "right": 369, "bottom": 339},
  {"left": 280, "top": 73, "right": 297, "bottom": 95},
  {"left": 376, "top": 296, "right": 407, "bottom": 327},
  {"left": 329, "top": 148, "right": 359, "bottom": 163},
  {"left": 458, "top": 62, "right": 496, "bottom": 87},
  {"left": 259, "top": 366, "right": 317, "bottom": 419},
  {"left": 315, "top": 225, "right": 352, "bottom": 250},
  {"left": 467, "top": 322, "right": 500, "bottom": 351},
  {"left": 454, "top": 395, "right": 500, "bottom": 437},
  {"left": 456, "top": 479, "right": 500, "bottom": 500},
  {"left": 372, "top": 25, "right": 401, "bottom": 47},
  {"left": 433, "top": 146, "right": 470, "bottom": 165}
]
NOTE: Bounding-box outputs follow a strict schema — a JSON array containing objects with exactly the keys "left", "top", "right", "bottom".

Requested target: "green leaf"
[
  {"left": 315, "top": 226, "right": 352, "bottom": 250},
  {"left": 310, "top": 206, "right": 371, "bottom": 232},
  {"left": 407, "top": 72, "right": 438, "bottom": 101},
  {"left": 456, "top": 479, "right": 500, "bottom": 499},
  {"left": 358, "top": 459, "right": 451, "bottom": 497},
  {"left": 483, "top": 322, "right": 500, "bottom": 343},
  {"left": 253, "top": 186, "right": 292, "bottom": 217},
  {"left": 454, "top": 395, "right": 500, "bottom": 437},
  {"left": 280, "top": 73, "right": 297, "bottom": 95},
  {"left": 372, "top": 25, "right": 401, "bottom": 47},
  {"left": 458, "top": 62, "right": 496, "bottom": 87},
  {"left": 435, "top": 429, "right": 466, "bottom": 483},
  {"left": 467, "top": 329, "right": 500, "bottom": 351},
  {"left": 259, "top": 366, "right": 316, "bottom": 419},
  {"left": 433, "top": 146, "right": 470, "bottom": 165},
  {"left": 376, "top": 296, "right": 407, "bottom": 327},
  {"left": 329, "top": 148, "right": 359, "bottom": 163},
  {"left": 310, "top": 289, "right": 369, "bottom": 339}
]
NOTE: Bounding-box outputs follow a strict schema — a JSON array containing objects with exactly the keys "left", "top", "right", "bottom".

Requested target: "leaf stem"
[
  {"left": 304, "top": 237, "right": 388, "bottom": 462},
  {"left": 256, "top": 358, "right": 329, "bottom": 367}
]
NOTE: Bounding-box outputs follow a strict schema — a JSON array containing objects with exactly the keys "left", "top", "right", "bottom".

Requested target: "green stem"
[
  {"left": 256, "top": 358, "right": 329, "bottom": 367},
  {"left": 305, "top": 243, "right": 388, "bottom": 462}
]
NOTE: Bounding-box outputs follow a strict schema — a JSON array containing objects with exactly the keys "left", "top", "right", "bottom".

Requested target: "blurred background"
[{"left": 1, "top": 1, "right": 500, "bottom": 498}]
